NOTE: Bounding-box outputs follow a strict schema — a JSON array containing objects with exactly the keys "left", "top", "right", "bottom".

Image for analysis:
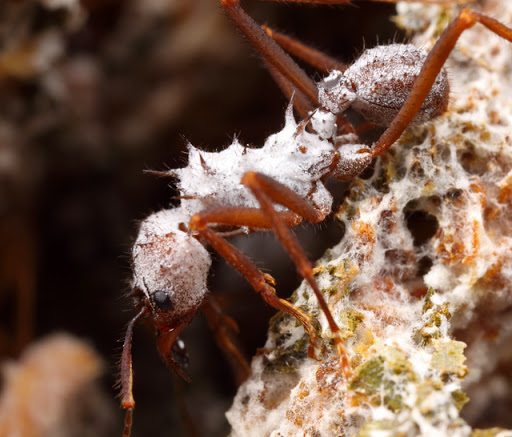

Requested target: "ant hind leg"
[
  {"left": 261, "top": 25, "right": 347, "bottom": 75},
  {"left": 219, "top": 0, "right": 356, "bottom": 133}
]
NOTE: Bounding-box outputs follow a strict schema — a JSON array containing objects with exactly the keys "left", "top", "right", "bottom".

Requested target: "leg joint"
[
  {"left": 240, "top": 171, "right": 258, "bottom": 187},
  {"left": 459, "top": 9, "right": 477, "bottom": 27},
  {"left": 189, "top": 214, "right": 205, "bottom": 232},
  {"left": 220, "top": 0, "right": 240, "bottom": 8}
]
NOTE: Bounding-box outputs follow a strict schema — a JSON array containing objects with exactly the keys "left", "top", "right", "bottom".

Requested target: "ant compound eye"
[{"left": 153, "top": 291, "right": 173, "bottom": 311}]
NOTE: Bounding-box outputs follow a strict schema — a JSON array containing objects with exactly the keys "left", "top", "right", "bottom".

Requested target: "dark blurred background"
[{"left": 0, "top": 0, "right": 403, "bottom": 435}]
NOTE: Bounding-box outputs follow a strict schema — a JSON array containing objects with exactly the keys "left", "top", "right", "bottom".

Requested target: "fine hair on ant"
[{"left": 118, "top": 1, "right": 512, "bottom": 435}]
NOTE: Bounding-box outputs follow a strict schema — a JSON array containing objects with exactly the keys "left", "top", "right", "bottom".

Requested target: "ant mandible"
[{"left": 119, "top": 1, "right": 512, "bottom": 435}]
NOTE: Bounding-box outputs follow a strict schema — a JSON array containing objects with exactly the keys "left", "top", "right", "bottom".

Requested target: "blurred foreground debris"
[{"left": 0, "top": 333, "right": 115, "bottom": 437}]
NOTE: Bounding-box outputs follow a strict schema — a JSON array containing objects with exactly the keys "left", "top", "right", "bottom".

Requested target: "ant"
[{"left": 119, "top": 0, "right": 512, "bottom": 435}]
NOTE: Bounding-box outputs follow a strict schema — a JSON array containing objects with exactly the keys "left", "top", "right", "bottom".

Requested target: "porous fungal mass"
[{"left": 227, "top": 2, "right": 512, "bottom": 436}]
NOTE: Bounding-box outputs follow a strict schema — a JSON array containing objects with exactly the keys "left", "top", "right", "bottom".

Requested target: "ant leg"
[
  {"left": 189, "top": 208, "right": 322, "bottom": 360},
  {"left": 201, "top": 294, "right": 251, "bottom": 385},
  {"left": 261, "top": 26, "right": 347, "bottom": 74},
  {"left": 355, "top": 120, "right": 378, "bottom": 136},
  {"left": 220, "top": 0, "right": 355, "bottom": 133},
  {"left": 120, "top": 307, "right": 146, "bottom": 437},
  {"left": 257, "top": 0, "right": 459, "bottom": 5},
  {"left": 267, "top": 63, "right": 355, "bottom": 135},
  {"left": 221, "top": 0, "right": 317, "bottom": 103},
  {"left": 240, "top": 172, "right": 352, "bottom": 377},
  {"left": 372, "top": 9, "right": 512, "bottom": 157},
  {"left": 264, "top": 60, "right": 316, "bottom": 121},
  {"left": 261, "top": 26, "right": 355, "bottom": 134}
]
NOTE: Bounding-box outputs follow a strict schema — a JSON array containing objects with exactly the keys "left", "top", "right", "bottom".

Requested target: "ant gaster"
[{"left": 119, "top": 1, "right": 512, "bottom": 435}]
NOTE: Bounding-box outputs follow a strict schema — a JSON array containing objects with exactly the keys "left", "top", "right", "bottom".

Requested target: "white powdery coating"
[
  {"left": 348, "top": 44, "right": 446, "bottom": 113},
  {"left": 319, "top": 45, "right": 449, "bottom": 126},
  {"left": 132, "top": 103, "right": 371, "bottom": 322},
  {"left": 132, "top": 209, "right": 211, "bottom": 317},
  {"left": 228, "top": 1, "right": 512, "bottom": 436},
  {"left": 174, "top": 105, "right": 336, "bottom": 220},
  {"left": 318, "top": 70, "right": 356, "bottom": 114},
  {"left": 0, "top": 334, "right": 109, "bottom": 437},
  {"left": 310, "top": 108, "right": 337, "bottom": 140},
  {"left": 335, "top": 0, "right": 512, "bottom": 327}
]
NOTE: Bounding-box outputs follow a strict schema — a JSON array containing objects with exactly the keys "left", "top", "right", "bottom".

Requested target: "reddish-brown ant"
[{"left": 119, "top": 1, "right": 512, "bottom": 435}]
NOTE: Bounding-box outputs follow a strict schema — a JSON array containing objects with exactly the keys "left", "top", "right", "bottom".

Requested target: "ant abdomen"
[{"left": 320, "top": 44, "right": 450, "bottom": 126}]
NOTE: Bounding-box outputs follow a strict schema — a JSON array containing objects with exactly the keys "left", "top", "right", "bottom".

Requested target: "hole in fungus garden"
[
  {"left": 417, "top": 255, "right": 434, "bottom": 277},
  {"left": 457, "top": 141, "right": 489, "bottom": 176},
  {"left": 405, "top": 209, "right": 439, "bottom": 247}
]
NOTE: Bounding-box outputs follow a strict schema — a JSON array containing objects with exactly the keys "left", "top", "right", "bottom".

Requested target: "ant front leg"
[
  {"left": 190, "top": 176, "right": 352, "bottom": 376},
  {"left": 240, "top": 171, "right": 351, "bottom": 376},
  {"left": 188, "top": 207, "right": 323, "bottom": 360},
  {"left": 263, "top": 60, "right": 316, "bottom": 122}
]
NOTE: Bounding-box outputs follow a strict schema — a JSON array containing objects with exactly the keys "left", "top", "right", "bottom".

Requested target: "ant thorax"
[
  {"left": 318, "top": 44, "right": 450, "bottom": 126},
  {"left": 172, "top": 105, "right": 340, "bottom": 223},
  {"left": 132, "top": 208, "right": 211, "bottom": 328}
]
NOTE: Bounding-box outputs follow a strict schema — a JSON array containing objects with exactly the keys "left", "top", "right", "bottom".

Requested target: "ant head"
[
  {"left": 120, "top": 209, "right": 212, "bottom": 421},
  {"left": 131, "top": 210, "right": 212, "bottom": 330}
]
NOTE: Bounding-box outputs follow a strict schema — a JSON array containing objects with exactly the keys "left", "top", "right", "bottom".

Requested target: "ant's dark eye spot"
[{"left": 153, "top": 291, "right": 173, "bottom": 311}]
